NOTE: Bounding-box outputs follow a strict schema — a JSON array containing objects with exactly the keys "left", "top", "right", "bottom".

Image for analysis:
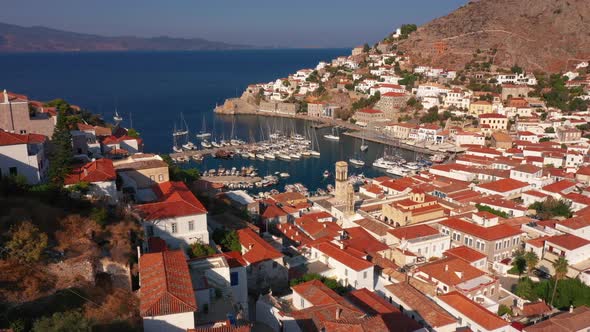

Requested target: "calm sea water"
[{"left": 0, "top": 50, "right": 417, "bottom": 192}]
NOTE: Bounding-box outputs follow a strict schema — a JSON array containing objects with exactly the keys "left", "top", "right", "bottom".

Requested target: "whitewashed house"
[
  {"left": 0, "top": 130, "right": 48, "bottom": 184},
  {"left": 135, "top": 181, "right": 209, "bottom": 249}
]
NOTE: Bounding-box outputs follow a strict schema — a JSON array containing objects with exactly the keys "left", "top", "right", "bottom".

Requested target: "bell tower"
[{"left": 335, "top": 161, "right": 348, "bottom": 202}]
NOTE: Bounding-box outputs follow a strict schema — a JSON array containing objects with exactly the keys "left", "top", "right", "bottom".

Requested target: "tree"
[
  {"left": 529, "top": 198, "right": 572, "bottom": 219},
  {"left": 551, "top": 257, "right": 569, "bottom": 306},
  {"left": 524, "top": 251, "right": 539, "bottom": 275},
  {"left": 32, "top": 310, "right": 90, "bottom": 332},
  {"left": 362, "top": 43, "right": 370, "bottom": 53},
  {"left": 6, "top": 221, "right": 48, "bottom": 263},
  {"left": 497, "top": 304, "right": 512, "bottom": 316},
  {"left": 511, "top": 65, "right": 523, "bottom": 74},
  {"left": 187, "top": 242, "right": 216, "bottom": 259},
  {"left": 544, "top": 127, "right": 555, "bottom": 133},
  {"left": 212, "top": 229, "right": 241, "bottom": 252},
  {"left": 48, "top": 108, "right": 73, "bottom": 186},
  {"left": 515, "top": 277, "right": 539, "bottom": 301},
  {"left": 511, "top": 252, "right": 527, "bottom": 276}
]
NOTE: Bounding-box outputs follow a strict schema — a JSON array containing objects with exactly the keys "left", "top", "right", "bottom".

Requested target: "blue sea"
[{"left": 0, "top": 50, "right": 417, "bottom": 193}]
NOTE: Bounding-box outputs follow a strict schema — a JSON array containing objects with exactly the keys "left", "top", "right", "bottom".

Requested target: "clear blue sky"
[{"left": 1, "top": 0, "right": 466, "bottom": 48}]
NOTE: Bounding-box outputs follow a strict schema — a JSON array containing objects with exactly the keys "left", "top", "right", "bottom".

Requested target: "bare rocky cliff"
[{"left": 397, "top": 0, "right": 590, "bottom": 72}]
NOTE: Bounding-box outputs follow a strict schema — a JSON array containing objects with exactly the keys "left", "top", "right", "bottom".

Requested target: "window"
[
  {"left": 300, "top": 298, "right": 305, "bottom": 308},
  {"left": 9, "top": 167, "right": 17, "bottom": 176},
  {"left": 188, "top": 221, "right": 194, "bottom": 231},
  {"left": 158, "top": 174, "right": 164, "bottom": 182},
  {"left": 345, "top": 269, "right": 348, "bottom": 276},
  {"left": 150, "top": 175, "right": 155, "bottom": 182},
  {"left": 171, "top": 223, "right": 178, "bottom": 234},
  {"left": 363, "top": 271, "right": 368, "bottom": 279},
  {"left": 230, "top": 271, "right": 239, "bottom": 286}
]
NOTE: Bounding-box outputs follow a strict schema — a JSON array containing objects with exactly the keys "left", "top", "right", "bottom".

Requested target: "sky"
[{"left": 0, "top": 0, "right": 467, "bottom": 48}]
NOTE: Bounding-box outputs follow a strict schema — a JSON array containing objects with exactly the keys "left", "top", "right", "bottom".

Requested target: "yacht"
[
  {"left": 172, "top": 145, "right": 183, "bottom": 153},
  {"left": 201, "top": 140, "right": 212, "bottom": 148},
  {"left": 211, "top": 140, "right": 221, "bottom": 148},
  {"left": 349, "top": 158, "right": 365, "bottom": 167},
  {"left": 113, "top": 109, "right": 123, "bottom": 123},
  {"left": 264, "top": 152, "right": 276, "bottom": 159},
  {"left": 280, "top": 172, "right": 290, "bottom": 178},
  {"left": 323, "top": 170, "right": 330, "bottom": 178},
  {"left": 182, "top": 141, "right": 197, "bottom": 150},
  {"left": 310, "top": 150, "right": 321, "bottom": 157},
  {"left": 360, "top": 137, "right": 369, "bottom": 152},
  {"left": 323, "top": 127, "right": 340, "bottom": 141},
  {"left": 372, "top": 157, "right": 397, "bottom": 169},
  {"left": 247, "top": 152, "right": 256, "bottom": 159},
  {"left": 293, "top": 134, "right": 305, "bottom": 141},
  {"left": 404, "top": 162, "right": 421, "bottom": 171},
  {"left": 278, "top": 152, "right": 291, "bottom": 160},
  {"left": 290, "top": 152, "right": 301, "bottom": 159},
  {"left": 196, "top": 116, "right": 211, "bottom": 138},
  {"left": 256, "top": 153, "right": 265, "bottom": 160},
  {"left": 386, "top": 166, "right": 408, "bottom": 177}
]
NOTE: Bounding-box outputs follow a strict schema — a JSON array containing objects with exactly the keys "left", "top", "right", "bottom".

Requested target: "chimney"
[
  {"left": 444, "top": 264, "right": 448, "bottom": 272},
  {"left": 335, "top": 308, "right": 342, "bottom": 320},
  {"left": 248, "top": 243, "right": 253, "bottom": 250},
  {"left": 323, "top": 223, "right": 327, "bottom": 228},
  {"left": 570, "top": 305, "right": 574, "bottom": 313}
]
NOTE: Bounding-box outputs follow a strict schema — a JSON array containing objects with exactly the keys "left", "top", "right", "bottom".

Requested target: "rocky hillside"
[
  {"left": 0, "top": 22, "right": 249, "bottom": 52},
  {"left": 397, "top": 0, "right": 590, "bottom": 72}
]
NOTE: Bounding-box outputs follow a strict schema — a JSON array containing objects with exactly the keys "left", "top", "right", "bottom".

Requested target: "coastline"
[{"left": 214, "top": 98, "right": 458, "bottom": 156}]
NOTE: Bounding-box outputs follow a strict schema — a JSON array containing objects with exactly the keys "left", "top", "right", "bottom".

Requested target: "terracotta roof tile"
[{"left": 437, "top": 291, "right": 508, "bottom": 330}]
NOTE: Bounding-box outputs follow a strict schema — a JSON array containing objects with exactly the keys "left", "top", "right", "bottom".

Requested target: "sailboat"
[
  {"left": 196, "top": 115, "right": 211, "bottom": 138},
  {"left": 113, "top": 109, "right": 123, "bottom": 123},
  {"left": 324, "top": 127, "right": 340, "bottom": 141},
  {"left": 360, "top": 137, "right": 369, "bottom": 152},
  {"left": 178, "top": 113, "right": 196, "bottom": 150},
  {"left": 310, "top": 128, "right": 321, "bottom": 157},
  {"left": 172, "top": 123, "right": 183, "bottom": 152},
  {"left": 349, "top": 158, "right": 365, "bottom": 167}
]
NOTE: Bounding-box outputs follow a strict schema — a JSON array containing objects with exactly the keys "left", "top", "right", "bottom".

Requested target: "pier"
[{"left": 343, "top": 131, "right": 463, "bottom": 156}]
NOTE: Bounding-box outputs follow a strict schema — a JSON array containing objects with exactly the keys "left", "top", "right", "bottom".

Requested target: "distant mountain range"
[
  {"left": 0, "top": 22, "right": 250, "bottom": 52},
  {"left": 397, "top": 0, "right": 590, "bottom": 72}
]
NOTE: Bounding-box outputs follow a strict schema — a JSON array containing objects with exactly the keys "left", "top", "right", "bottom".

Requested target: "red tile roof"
[
  {"left": 476, "top": 178, "right": 528, "bottom": 193},
  {"left": 437, "top": 291, "right": 508, "bottom": 330},
  {"left": 237, "top": 228, "right": 282, "bottom": 264},
  {"left": 311, "top": 241, "right": 373, "bottom": 271},
  {"left": 135, "top": 181, "right": 207, "bottom": 220},
  {"left": 346, "top": 288, "right": 398, "bottom": 315},
  {"left": 102, "top": 134, "right": 140, "bottom": 145},
  {"left": 416, "top": 257, "right": 487, "bottom": 287},
  {"left": 444, "top": 246, "right": 487, "bottom": 263},
  {"left": 357, "top": 108, "right": 383, "bottom": 114},
  {"left": 440, "top": 217, "right": 522, "bottom": 241},
  {"left": 542, "top": 180, "right": 576, "bottom": 194},
  {"left": 261, "top": 204, "right": 288, "bottom": 219},
  {"left": 342, "top": 226, "right": 389, "bottom": 253},
  {"left": 388, "top": 224, "right": 439, "bottom": 240},
  {"left": 557, "top": 216, "right": 590, "bottom": 230},
  {"left": 292, "top": 279, "right": 343, "bottom": 306},
  {"left": 296, "top": 217, "right": 342, "bottom": 240},
  {"left": 64, "top": 159, "right": 116, "bottom": 185},
  {"left": 139, "top": 250, "right": 196, "bottom": 316},
  {"left": 0, "top": 130, "right": 46, "bottom": 146},
  {"left": 546, "top": 234, "right": 590, "bottom": 251}
]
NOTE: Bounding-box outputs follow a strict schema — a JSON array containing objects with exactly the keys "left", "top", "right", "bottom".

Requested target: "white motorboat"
[
  {"left": 386, "top": 166, "right": 408, "bottom": 177},
  {"left": 310, "top": 150, "right": 321, "bottom": 157},
  {"left": 323, "top": 170, "right": 330, "bottom": 178},
  {"left": 256, "top": 153, "right": 265, "bottom": 160},
  {"left": 301, "top": 150, "right": 311, "bottom": 157},
  {"left": 264, "top": 152, "right": 276, "bottom": 159},
  {"left": 280, "top": 172, "right": 290, "bottom": 178},
  {"left": 201, "top": 140, "right": 212, "bottom": 148},
  {"left": 241, "top": 152, "right": 250, "bottom": 158},
  {"left": 290, "top": 152, "right": 301, "bottom": 159},
  {"left": 349, "top": 158, "right": 365, "bottom": 167},
  {"left": 247, "top": 152, "right": 256, "bottom": 159},
  {"left": 372, "top": 157, "right": 397, "bottom": 169},
  {"left": 293, "top": 134, "right": 305, "bottom": 141},
  {"left": 360, "top": 137, "right": 368, "bottom": 152},
  {"left": 172, "top": 146, "right": 183, "bottom": 153},
  {"left": 324, "top": 134, "right": 340, "bottom": 141},
  {"left": 211, "top": 141, "right": 221, "bottom": 148},
  {"left": 113, "top": 109, "right": 123, "bottom": 123},
  {"left": 182, "top": 141, "right": 196, "bottom": 150},
  {"left": 278, "top": 152, "right": 291, "bottom": 160}
]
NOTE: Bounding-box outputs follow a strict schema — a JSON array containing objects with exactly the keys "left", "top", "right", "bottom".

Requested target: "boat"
[
  {"left": 264, "top": 152, "right": 276, "bottom": 159},
  {"left": 191, "top": 154, "right": 203, "bottom": 162},
  {"left": 247, "top": 152, "right": 256, "bottom": 159},
  {"left": 372, "top": 157, "right": 397, "bottom": 169},
  {"left": 349, "top": 158, "right": 365, "bottom": 167},
  {"left": 196, "top": 115, "right": 211, "bottom": 138},
  {"left": 323, "top": 170, "right": 330, "bottom": 178},
  {"left": 310, "top": 150, "right": 321, "bottom": 157},
  {"left": 277, "top": 152, "right": 291, "bottom": 160},
  {"left": 386, "top": 166, "right": 409, "bottom": 177},
  {"left": 360, "top": 137, "right": 369, "bottom": 152},
  {"left": 430, "top": 153, "right": 446, "bottom": 163},
  {"left": 211, "top": 140, "right": 221, "bottom": 148},
  {"left": 172, "top": 145, "right": 183, "bottom": 153},
  {"left": 201, "top": 140, "right": 212, "bottom": 148},
  {"left": 280, "top": 172, "right": 290, "bottom": 178},
  {"left": 324, "top": 127, "right": 340, "bottom": 141},
  {"left": 256, "top": 153, "right": 265, "bottom": 160},
  {"left": 290, "top": 152, "right": 301, "bottom": 159},
  {"left": 113, "top": 109, "right": 123, "bottom": 123},
  {"left": 293, "top": 133, "right": 305, "bottom": 141}
]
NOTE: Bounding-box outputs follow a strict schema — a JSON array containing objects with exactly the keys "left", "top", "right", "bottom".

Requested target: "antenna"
[{"left": 130, "top": 112, "right": 133, "bottom": 128}]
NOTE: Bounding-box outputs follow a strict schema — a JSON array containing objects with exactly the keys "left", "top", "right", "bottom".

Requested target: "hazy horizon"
[{"left": 1, "top": 0, "right": 466, "bottom": 48}]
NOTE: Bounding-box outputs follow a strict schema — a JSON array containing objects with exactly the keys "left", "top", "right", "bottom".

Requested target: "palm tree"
[
  {"left": 550, "top": 256, "right": 569, "bottom": 307},
  {"left": 524, "top": 251, "right": 539, "bottom": 276}
]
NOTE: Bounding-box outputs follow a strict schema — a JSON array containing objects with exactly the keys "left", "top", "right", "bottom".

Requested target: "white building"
[
  {"left": 64, "top": 158, "right": 118, "bottom": 204},
  {"left": 307, "top": 239, "right": 374, "bottom": 290},
  {"left": 496, "top": 72, "right": 537, "bottom": 86},
  {"left": 140, "top": 250, "right": 197, "bottom": 332},
  {"left": 135, "top": 181, "right": 209, "bottom": 249},
  {"left": 387, "top": 224, "right": 450, "bottom": 261},
  {"left": 455, "top": 132, "right": 485, "bottom": 147},
  {"left": 0, "top": 130, "right": 48, "bottom": 184}
]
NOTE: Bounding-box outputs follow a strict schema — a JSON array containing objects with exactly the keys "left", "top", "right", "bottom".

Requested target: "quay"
[
  {"left": 201, "top": 175, "right": 262, "bottom": 184},
  {"left": 343, "top": 131, "right": 464, "bottom": 156}
]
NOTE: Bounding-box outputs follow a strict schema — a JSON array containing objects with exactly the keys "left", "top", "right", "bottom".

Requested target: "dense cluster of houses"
[{"left": 3, "top": 48, "right": 590, "bottom": 331}]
